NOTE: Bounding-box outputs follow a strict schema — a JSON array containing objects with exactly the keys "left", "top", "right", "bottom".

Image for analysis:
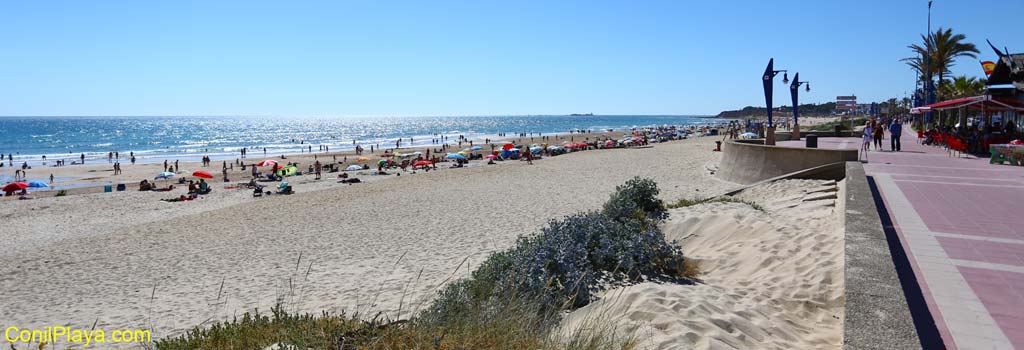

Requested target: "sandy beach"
[{"left": 1, "top": 134, "right": 750, "bottom": 345}]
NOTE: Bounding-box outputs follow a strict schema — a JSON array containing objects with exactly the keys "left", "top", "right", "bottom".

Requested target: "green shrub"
[
  {"left": 425, "top": 177, "right": 685, "bottom": 324},
  {"left": 603, "top": 177, "right": 666, "bottom": 221}
]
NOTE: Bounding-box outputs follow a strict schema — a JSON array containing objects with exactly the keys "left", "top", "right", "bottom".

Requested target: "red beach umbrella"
[
  {"left": 414, "top": 160, "right": 432, "bottom": 167},
  {"left": 192, "top": 170, "right": 214, "bottom": 179},
  {"left": 257, "top": 160, "right": 278, "bottom": 167},
  {"left": 502, "top": 143, "right": 515, "bottom": 151},
  {"left": 3, "top": 182, "right": 29, "bottom": 193}
]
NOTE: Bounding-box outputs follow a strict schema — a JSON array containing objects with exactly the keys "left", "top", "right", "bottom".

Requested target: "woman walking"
[
  {"left": 861, "top": 120, "right": 873, "bottom": 161},
  {"left": 872, "top": 120, "right": 884, "bottom": 150}
]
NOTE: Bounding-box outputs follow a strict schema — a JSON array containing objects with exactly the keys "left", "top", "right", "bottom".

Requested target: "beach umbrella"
[
  {"left": 357, "top": 156, "right": 370, "bottom": 163},
  {"left": 446, "top": 153, "right": 466, "bottom": 160},
  {"left": 155, "top": 172, "right": 176, "bottom": 180},
  {"left": 378, "top": 159, "right": 387, "bottom": 165},
  {"left": 257, "top": 160, "right": 277, "bottom": 167},
  {"left": 502, "top": 143, "right": 515, "bottom": 151},
  {"left": 529, "top": 146, "right": 542, "bottom": 153},
  {"left": 3, "top": 182, "right": 28, "bottom": 193},
  {"left": 412, "top": 151, "right": 424, "bottom": 155},
  {"left": 547, "top": 145, "right": 561, "bottom": 151},
  {"left": 414, "top": 160, "right": 432, "bottom": 168},
  {"left": 28, "top": 180, "right": 49, "bottom": 188},
  {"left": 345, "top": 165, "right": 363, "bottom": 171},
  {"left": 192, "top": 170, "right": 214, "bottom": 179},
  {"left": 471, "top": 146, "right": 482, "bottom": 151},
  {"left": 740, "top": 132, "right": 759, "bottom": 139},
  {"left": 484, "top": 154, "right": 497, "bottom": 159}
]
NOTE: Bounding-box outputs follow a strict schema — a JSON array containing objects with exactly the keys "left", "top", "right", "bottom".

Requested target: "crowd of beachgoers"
[{"left": 1, "top": 124, "right": 726, "bottom": 200}]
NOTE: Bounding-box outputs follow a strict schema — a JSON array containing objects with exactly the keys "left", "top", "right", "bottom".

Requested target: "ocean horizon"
[{"left": 0, "top": 115, "right": 721, "bottom": 165}]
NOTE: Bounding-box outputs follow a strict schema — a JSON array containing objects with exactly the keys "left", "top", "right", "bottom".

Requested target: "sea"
[{"left": 0, "top": 115, "right": 717, "bottom": 166}]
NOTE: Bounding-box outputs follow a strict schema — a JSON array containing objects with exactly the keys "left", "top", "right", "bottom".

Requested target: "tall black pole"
[
  {"left": 925, "top": 1, "right": 934, "bottom": 126},
  {"left": 762, "top": 58, "right": 775, "bottom": 128},
  {"left": 790, "top": 73, "right": 800, "bottom": 127}
]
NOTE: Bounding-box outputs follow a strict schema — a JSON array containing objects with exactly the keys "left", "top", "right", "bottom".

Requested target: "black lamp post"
[
  {"left": 790, "top": 73, "right": 810, "bottom": 139},
  {"left": 762, "top": 58, "right": 788, "bottom": 145},
  {"left": 925, "top": 1, "right": 935, "bottom": 128}
]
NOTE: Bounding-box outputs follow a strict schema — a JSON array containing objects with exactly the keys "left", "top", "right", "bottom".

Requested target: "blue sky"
[{"left": 1, "top": 0, "right": 1020, "bottom": 116}]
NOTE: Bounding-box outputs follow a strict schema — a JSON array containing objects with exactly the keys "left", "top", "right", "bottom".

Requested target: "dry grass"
[
  {"left": 668, "top": 196, "right": 764, "bottom": 213},
  {"left": 683, "top": 259, "right": 702, "bottom": 279}
]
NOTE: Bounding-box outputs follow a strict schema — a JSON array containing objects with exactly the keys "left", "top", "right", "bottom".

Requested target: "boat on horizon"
[{"left": 569, "top": 113, "right": 594, "bottom": 116}]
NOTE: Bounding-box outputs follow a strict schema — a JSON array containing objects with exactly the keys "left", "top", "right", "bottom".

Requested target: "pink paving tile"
[
  {"left": 937, "top": 237, "right": 1024, "bottom": 267},
  {"left": 959, "top": 267, "right": 1024, "bottom": 348}
]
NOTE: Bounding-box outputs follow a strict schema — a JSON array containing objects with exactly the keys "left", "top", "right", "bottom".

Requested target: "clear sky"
[{"left": 1, "top": 0, "right": 1020, "bottom": 116}]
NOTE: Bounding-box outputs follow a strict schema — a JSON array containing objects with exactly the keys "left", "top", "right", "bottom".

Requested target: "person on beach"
[
  {"left": 49, "top": 173, "right": 54, "bottom": 183},
  {"left": 80, "top": 153, "right": 85, "bottom": 164},
  {"left": 889, "top": 118, "right": 902, "bottom": 152}
]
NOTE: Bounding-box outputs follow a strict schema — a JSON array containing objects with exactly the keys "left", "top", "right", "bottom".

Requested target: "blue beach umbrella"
[
  {"left": 529, "top": 146, "right": 542, "bottom": 153},
  {"left": 155, "top": 172, "right": 176, "bottom": 180},
  {"left": 446, "top": 153, "right": 466, "bottom": 160},
  {"left": 27, "top": 180, "right": 49, "bottom": 188},
  {"left": 471, "top": 146, "right": 482, "bottom": 151}
]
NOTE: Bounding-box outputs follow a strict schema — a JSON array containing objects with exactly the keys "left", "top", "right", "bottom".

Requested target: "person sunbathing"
[
  {"left": 153, "top": 184, "right": 175, "bottom": 192},
  {"left": 161, "top": 195, "right": 189, "bottom": 202}
]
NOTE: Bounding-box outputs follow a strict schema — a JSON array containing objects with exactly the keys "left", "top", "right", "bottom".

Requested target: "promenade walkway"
[{"left": 781, "top": 129, "right": 1024, "bottom": 349}]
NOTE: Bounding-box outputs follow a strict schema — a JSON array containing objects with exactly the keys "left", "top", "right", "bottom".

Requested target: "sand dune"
[{"left": 562, "top": 179, "right": 844, "bottom": 349}]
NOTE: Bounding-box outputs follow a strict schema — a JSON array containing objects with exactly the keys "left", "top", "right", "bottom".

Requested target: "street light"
[
  {"left": 925, "top": 0, "right": 934, "bottom": 128},
  {"left": 762, "top": 58, "right": 788, "bottom": 145},
  {"left": 789, "top": 73, "right": 810, "bottom": 139}
]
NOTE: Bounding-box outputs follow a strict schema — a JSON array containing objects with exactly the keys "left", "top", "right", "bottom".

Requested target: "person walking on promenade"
[
  {"left": 872, "top": 121, "right": 884, "bottom": 150},
  {"left": 889, "top": 118, "right": 903, "bottom": 152},
  {"left": 860, "top": 120, "right": 873, "bottom": 162}
]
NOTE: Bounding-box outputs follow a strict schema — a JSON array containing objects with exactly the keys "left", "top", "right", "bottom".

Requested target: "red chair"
[{"left": 917, "top": 130, "right": 925, "bottom": 143}]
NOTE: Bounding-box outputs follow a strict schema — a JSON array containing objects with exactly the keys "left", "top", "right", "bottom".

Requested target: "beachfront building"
[
  {"left": 836, "top": 95, "right": 857, "bottom": 115},
  {"left": 911, "top": 49, "right": 1024, "bottom": 135}
]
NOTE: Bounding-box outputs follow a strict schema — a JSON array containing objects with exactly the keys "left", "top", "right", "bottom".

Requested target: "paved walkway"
[{"left": 782, "top": 129, "right": 1024, "bottom": 349}]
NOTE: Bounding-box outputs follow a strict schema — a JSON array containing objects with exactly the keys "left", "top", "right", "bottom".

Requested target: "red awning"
[{"left": 925, "top": 95, "right": 1024, "bottom": 112}]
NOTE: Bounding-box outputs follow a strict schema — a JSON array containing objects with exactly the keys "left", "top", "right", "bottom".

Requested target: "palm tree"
[
  {"left": 941, "top": 75, "right": 987, "bottom": 98},
  {"left": 903, "top": 27, "right": 980, "bottom": 100}
]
